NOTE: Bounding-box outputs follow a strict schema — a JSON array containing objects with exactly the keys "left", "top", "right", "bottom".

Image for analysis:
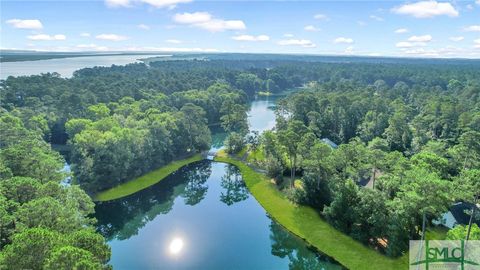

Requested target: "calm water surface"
[
  {"left": 248, "top": 96, "right": 278, "bottom": 133},
  {"left": 95, "top": 162, "right": 342, "bottom": 270},
  {"left": 210, "top": 94, "right": 278, "bottom": 152},
  {"left": 0, "top": 54, "right": 168, "bottom": 79},
  {"left": 95, "top": 92, "right": 343, "bottom": 269}
]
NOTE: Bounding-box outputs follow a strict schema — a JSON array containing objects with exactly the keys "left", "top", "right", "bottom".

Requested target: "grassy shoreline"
[
  {"left": 214, "top": 151, "right": 408, "bottom": 270},
  {"left": 94, "top": 154, "right": 203, "bottom": 201}
]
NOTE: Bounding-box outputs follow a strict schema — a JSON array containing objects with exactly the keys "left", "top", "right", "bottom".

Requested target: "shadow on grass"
[
  {"left": 215, "top": 150, "right": 408, "bottom": 270},
  {"left": 94, "top": 154, "right": 203, "bottom": 201}
]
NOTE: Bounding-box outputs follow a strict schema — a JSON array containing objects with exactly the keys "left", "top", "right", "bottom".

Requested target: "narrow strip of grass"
[
  {"left": 426, "top": 226, "right": 448, "bottom": 240},
  {"left": 215, "top": 151, "right": 408, "bottom": 270},
  {"left": 94, "top": 154, "right": 203, "bottom": 201},
  {"left": 246, "top": 147, "right": 265, "bottom": 163},
  {"left": 235, "top": 147, "right": 248, "bottom": 159},
  {"left": 257, "top": 91, "right": 272, "bottom": 96}
]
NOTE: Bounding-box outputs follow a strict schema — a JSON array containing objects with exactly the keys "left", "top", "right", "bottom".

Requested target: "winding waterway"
[{"left": 95, "top": 94, "right": 344, "bottom": 269}]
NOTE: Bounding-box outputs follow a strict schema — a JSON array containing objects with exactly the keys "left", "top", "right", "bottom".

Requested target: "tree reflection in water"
[
  {"left": 95, "top": 161, "right": 212, "bottom": 241},
  {"left": 269, "top": 220, "right": 344, "bottom": 270},
  {"left": 220, "top": 165, "right": 249, "bottom": 206},
  {"left": 95, "top": 161, "right": 344, "bottom": 269},
  {"left": 182, "top": 161, "right": 211, "bottom": 205}
]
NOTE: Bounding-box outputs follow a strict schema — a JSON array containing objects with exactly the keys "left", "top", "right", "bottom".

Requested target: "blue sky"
[{"left": 1, "top": 0, "right": 480, "bottom": 58}]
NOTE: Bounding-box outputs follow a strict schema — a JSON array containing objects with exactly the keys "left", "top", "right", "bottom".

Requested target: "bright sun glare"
[{"left": 169, "top": 238, "right": 184, "bottom": 255}]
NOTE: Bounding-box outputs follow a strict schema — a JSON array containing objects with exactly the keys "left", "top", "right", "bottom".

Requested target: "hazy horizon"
[{"left": 2, "top": 0, "right": 480, "bottom": 59}]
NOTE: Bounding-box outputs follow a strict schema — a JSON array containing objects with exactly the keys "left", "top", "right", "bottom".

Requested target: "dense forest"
[
  {"left": 0, "top": 113, "right": 111, "bottom": 269},
  {"left": 64, "top": 83, "right": 247, "bottom": 192},
  {"left": 233, "top": 60, "right": 480, "bottom": 256},
  {"left": 1, "top": 56, "right": 480, "bottom": 268}
]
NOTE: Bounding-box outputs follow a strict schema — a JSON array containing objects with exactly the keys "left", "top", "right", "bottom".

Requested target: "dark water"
[{"left": 95, "top": 161, "right": 342, "bottom": 269}]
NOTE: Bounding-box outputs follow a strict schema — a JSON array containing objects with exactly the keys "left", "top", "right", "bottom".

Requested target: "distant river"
[{"left": 0, "top": 54, "right": 169, "bottom": 79}]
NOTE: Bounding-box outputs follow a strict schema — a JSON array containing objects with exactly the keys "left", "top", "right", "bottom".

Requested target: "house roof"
[
  {"left": 449, "top": 202, "right": 480, "bottom": 226},
  {"left": 321, "top": 138, "right": 338, "bottom": 149},
  {"left": 358, "top": 177, "right": 372, "bottom": 188},
  {"left": 358, "top": 169, "right": 382, "bottom": 189}
]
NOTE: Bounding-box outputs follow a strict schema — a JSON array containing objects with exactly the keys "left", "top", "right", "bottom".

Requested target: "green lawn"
[
  {"left": 215, "top": 151, "right": 408, "bottom": 270},
  {"left": 94, "top": 154, "right": 203, "bottom": 201},
  {"left": 257, "top": 91, "right": 272, "bottom": 96},
  {"left": 246, "top": 147, "right": 265, "bottom": 163},
  {"left": 426, "top": 226, "right": 448, "bottom": 240},
  {"left": 235, "top": 147, "right": 248, "bottom": 159}
]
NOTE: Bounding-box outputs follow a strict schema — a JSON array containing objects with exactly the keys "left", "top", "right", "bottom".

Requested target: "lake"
[
  {"left": 0, "top": 54, "right": 168, "bottom": 79},
  {"left": 210, "top": 94, "right": 278, "bottom": 152},
  {"left": 248, "top": 95, "right": 278, "bottom": 133},
  {"left": 95, "top": 161, "right": 342, "bottom": 270},
  {"left": 95, "top": 93, "right": 344, "bottom": 269}
]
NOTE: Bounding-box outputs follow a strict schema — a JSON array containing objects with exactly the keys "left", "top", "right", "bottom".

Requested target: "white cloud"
[
  {"left": 1, "top": 44, "right": 221, "bottom": 53},
  {"left": 449, "top": 36, "right": 464, "bottom": 42},
  {"left": 408, "top": 35, "right": 432, "bottom": 42},
  {"left": 466, "top": 4, "right": 474, "bottom": 10},
  {"left": 27, "top": 34, "right": 66, "bottom": 41},
  {"left": 333, "top": 37, "right": 354, "bottom": 44},
  {"left": 165, "top": 39, "right": 182, "bottom": 44},
  {"left": 396, "top": 46, "right": 480, "bottom": 58},
  {"left": 304, "top": 25, "right": 320, "bottom": 32},
  {"left": 105, "top": 0, "right": 191, "bottom": 8},
  {"left": 173, "top": 12, "right": 211, "bottom": 24},
  {"left": 345, "top": 46, "right": 354, "bottom": 54},
  {"left": 80, "top": 33, "right": 91, "bottom": 37},
  {"left": 313, "top": 14, "right": 329, "bottom": 20},
  {"left": 402, "top": 48, "right": 440, "bottom": 57},
  {"left": 105, "top": 0, "right": 131, "bottom": 7},
  {"left": 394, "top": 28, "right": 409, "bottom": 34},
  {"left": 392, "top": 1, "right": 459, "bottom": 18},
  {"left": 357, "top": 20, "right": 367, "bottom": 26},
  {"left": 138, "top": 24, "right": 150, "bottom": 30},
  {"left": 76, "top": 44, "right": 109, "bottom": 51},
  {"left": 475, "top": 39, "right": 480, "bottom": 49},
  {"left": 232, "top": 34, "right": 269, "bottom": 41},
  {"left": 278, "top": 39, "right": 316, "bottom": 48},
  {"left": 476, "top": 0, "right": 480, "bottom": 5},
  {"left": 369, "top": 15, "right": 384, "bottom": 21},
  {"left": 396, "top": 41, "right": 428, "bottom": 48},
  {"left": 463, "top": 25, "right": 480, "bottom": 32},
  {"left": 195, "top": 20, "right": 246, "bottom": 32},
  {"left": 283, "top": 33, "right": 294, "bottom": 38},
  {"left": 95, "top": 34, "right": 129, "bottom": 41},
  {"left": 396, "top": 42, "right": 415, "bottom": 48},
  {"left": 138, "top": 46, "right": 219, "bottom": 52},
  {"left": 173, "top": 12, "right": 246, "bottom": 32},
  {"left": 140, "top": 0, "right": 192, "bottom": 8},
  {"left": 6, "top": 19, "right": 43, "bottom": 29}
]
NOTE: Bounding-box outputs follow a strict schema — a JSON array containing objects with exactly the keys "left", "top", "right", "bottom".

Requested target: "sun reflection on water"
[{"left": 169, "top": 237, "right": 184, "bottom": 255}]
